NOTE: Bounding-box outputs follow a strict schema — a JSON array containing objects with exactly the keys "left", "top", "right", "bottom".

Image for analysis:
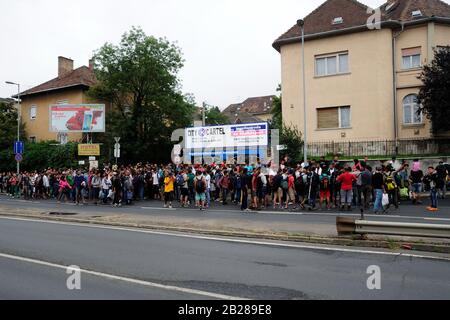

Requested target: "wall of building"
[
  {"left": 395, "top": 23, "right": 450, "bottom": 139},
  {"left": 281, "top": 28, "right": 395, "bottom": 142},
  {"left": 21, "top": 88, "right": 85, "bottom": 142}
]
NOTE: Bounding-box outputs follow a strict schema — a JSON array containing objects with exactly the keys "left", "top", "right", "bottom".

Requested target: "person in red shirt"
[{"left": 337, "top": 167, "right": 357, "bottom": 211}]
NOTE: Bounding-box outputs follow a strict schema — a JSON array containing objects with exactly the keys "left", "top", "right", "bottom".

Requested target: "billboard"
[
  {"left": 49, "top": 104, "right": 106, "bottom": 133},
  {"left": 78, "top": 144, "right": 101, "bottom": 156},
  {"left": 185, "top": 123, "right": 268, "bottom": 149}
]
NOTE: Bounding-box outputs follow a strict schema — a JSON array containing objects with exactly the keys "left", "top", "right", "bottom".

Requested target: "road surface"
[{"left": 0, "top": 216, "right": 449, "bottom": 300}]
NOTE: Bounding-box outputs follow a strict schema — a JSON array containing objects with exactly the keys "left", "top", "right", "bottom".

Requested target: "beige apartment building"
[
  {"left": 17, "top": 56, "right": 103, "bottom": 143},
  {"left": 273, "top": 0, "right": 450, "bottom": 144}
]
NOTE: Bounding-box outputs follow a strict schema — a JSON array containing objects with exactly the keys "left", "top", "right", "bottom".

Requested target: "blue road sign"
[
  {"left": 15, "top": 153, "right": 23, "bottom": 162},
  {"left": 14, "top": 141, "right": 24, "bottom": 155}
]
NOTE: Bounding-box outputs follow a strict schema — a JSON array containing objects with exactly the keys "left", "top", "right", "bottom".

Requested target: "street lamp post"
[
  {"left": 297, "top": 19, "right": 308, "bottom": 165},
  {"left": 6, "top": 81, "right": 21, "bottom": 174}
]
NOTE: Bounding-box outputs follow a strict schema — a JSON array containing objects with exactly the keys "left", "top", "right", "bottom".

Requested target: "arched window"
[{"left": 403, "top": 94, "right": 422, "bottom": 125}]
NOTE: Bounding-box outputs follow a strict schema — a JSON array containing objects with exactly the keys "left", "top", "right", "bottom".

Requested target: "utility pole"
[
  {"left": 202, "top": 102, "right": 206, "bottom": 127},
  {"left": 297, "top": 19, "right": 308, "bottom": 165}
]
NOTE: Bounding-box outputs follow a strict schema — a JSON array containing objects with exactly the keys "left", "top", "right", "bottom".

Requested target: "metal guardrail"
[{"left": 337, "top": 217, "right": 450, "bottom": 239}]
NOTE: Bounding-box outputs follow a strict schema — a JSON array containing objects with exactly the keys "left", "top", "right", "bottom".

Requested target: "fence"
[{"left": 307, "top": 138, "right": 450, "bottom": 157}]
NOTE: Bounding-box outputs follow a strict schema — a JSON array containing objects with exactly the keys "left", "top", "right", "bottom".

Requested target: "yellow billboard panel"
[{"left": 78, "top": 144, "right": 100, "bottom": 156}]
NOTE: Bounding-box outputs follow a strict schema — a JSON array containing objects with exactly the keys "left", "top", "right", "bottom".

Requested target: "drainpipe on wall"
[{"left": 392, "top": 22, "right": 404, "bottom": 156}]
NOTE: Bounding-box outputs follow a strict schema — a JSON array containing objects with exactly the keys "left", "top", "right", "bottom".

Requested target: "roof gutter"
[{"left": 272, "top": 17, "right": 450, "bottom": 52}]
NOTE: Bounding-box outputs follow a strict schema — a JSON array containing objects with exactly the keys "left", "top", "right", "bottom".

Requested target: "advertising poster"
[{"left": 49, "top": 104, "right": 106, "bottom": 133}]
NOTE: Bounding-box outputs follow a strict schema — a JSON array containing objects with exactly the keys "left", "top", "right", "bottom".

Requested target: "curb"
[{"left": 1, "top": 211, "right": 449, "bottom": 254}]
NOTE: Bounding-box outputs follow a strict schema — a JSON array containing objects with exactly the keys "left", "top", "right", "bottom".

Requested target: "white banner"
[
  {"left": 185, "top": 123, "right": 268, "bottom": 149},
  {"left": 49, "top": 104, "right": 106, "bottom": 133}
]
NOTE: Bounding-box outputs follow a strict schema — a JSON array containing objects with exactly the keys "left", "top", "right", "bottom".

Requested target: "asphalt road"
[{"left": 0, "top": 216, "right": 449, "bottom": 300}]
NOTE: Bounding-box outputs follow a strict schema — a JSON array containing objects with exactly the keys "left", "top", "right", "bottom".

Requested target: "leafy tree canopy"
[
  {"left": 418, "top": 46, "right": 450, "bottom": 135},
  {"left": 205, "top": 105, "right": 229, "bottom": 125},
  {"left": 269, "top": 85, "right": 304, "bottom": 163},
  {"left": 88, "top": 27, "right": 196, "bottom": 163}
]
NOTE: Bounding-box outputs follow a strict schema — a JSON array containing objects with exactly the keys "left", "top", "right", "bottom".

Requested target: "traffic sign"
[
  {"left": 14, "top": 141, "right": 24, "bottom": 154},
  {"left": 15, "top": 153, "right": 23, "bottom": 162}
]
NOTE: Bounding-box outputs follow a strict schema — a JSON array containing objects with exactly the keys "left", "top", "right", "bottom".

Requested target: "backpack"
[
  {"left": 257, "top": 175, "right": 264, "bottom": 190},
  {"left": 321, "top": 176, "right": 329, "bottom": 190},
  {"left": 281, "top": 177, "right": 288, "bottom": 190},
  {"left": 195, "top": 178, "right": 206, "bottom": 193},
  {"left": 176, "top": 174, "right": 184, "bottom": 187},
  {"left": 385, "top": 175, "right": 396, "bottom": 191},
  {"left": 236, "top": 176, "right": 242, "bottom": 189}
]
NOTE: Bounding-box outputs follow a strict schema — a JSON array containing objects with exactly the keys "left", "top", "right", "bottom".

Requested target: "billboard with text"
[
  {"left": 185, "top": 123, "right": 268, "bottom": 149},
  {"left": 49, "top": 104, "right": 105, "bottom": 133}
]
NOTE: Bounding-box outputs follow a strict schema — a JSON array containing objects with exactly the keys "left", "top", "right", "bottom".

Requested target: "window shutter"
[
  {"left": 402, "top": 47, "right": 421, "bottom": 57},
  {"left": 318, "top": 108, "right": 339, "bottom": 129}
]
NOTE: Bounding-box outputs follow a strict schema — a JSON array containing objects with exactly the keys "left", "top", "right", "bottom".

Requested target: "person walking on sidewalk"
[
  {"left": 436, "top": 161, "right": 448, "bottom": 200},
  {"left": 409, "top": 160, "right": 424, "bottom": 205},
  {"left": 163, "top": 171, "right": 175, "bottom": 209},
  {"left": 372, "top": 167, "right": 385, "bottom": 214},
  {"left": 194, "top": 171, "right": 207, "bottom": 211},
  {"left": 337, "top": 167, "right": 357, "bottom": 211},
  {"left": 424, "top": 166, "right": 439, "bottom": 212},
  {"left": 240, "top": 168, "right": 251, "bottom": 212}
]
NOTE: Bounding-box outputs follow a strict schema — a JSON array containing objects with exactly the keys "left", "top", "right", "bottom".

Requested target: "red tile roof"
[
  {"left": 273, "top": 0, "right": 450, "bottom": 51},
  {"left": 20, "top": 66, "right": 96, "bottom": 97},
  {"left": 222, "top": 95, "right": 276, "bottom": 123}
]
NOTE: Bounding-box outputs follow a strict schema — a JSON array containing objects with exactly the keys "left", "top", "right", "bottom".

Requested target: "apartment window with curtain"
[
  {"left": 402, "top": 47, "right": 421, "bottom": 69},
  {"left": 403, "top": 94, "right": 422, "bottom": 125},
  {"left": 30, "top": 106, "right": 37, "bottom": 120},
  {"left": 317, "top": 106, "right": 351, "bottom": 129},
  {"left": 315, "top": 52, "right": 349, "bottom": 77}
]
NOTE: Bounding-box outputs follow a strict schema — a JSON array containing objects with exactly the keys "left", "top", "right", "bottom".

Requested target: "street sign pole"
[{"left": 114, "top": 137, "right": 121, "bottom": 165}]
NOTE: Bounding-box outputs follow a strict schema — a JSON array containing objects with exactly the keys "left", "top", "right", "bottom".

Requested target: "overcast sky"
[{"left": 1, "top": 0, "right": 443, "bottom": 109}]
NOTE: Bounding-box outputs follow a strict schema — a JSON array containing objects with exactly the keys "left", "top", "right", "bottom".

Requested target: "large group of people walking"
[{"left": 0, "top": 157, "right": 448, "bottom": 213}]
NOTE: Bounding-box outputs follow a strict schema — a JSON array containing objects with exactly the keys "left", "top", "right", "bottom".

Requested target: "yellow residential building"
[
  {"left": 17, "top": 56, "right": 105, "bottom": 143},
  {"left": 273, "top": 0, "right": 450, "bottom": 145}
]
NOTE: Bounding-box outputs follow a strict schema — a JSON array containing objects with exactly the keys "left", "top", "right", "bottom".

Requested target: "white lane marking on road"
[
  {"left": 1, "top": 216, "right": 449, "bottom": 262},
  {"left": 0, "top": 252, "right": 248, "bottom": 300}
]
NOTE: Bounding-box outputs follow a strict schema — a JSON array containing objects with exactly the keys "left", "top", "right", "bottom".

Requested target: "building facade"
[
  {"left": 17, "top": 56, "right": 103, "bottom": 143},
  {"left": 273, "top": 0, "right": 450, "bottom": 143}
]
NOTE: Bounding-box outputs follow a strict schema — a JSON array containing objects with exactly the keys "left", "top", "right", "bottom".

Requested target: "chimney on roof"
[
  {"left": 89, "top": 58, "right": 94, "bottom": 71},
  {"left": 58, "top": 56, "right": 74, "bottom": 78}
]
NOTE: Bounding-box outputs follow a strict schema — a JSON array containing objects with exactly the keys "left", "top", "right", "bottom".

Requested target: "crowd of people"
[{"left": 0, "top": 157, "right": 448, "bottom": 213}]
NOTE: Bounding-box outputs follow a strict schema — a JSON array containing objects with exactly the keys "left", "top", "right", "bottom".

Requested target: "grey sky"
[{"left": 1, "top": 0, "right": 442, "bottom": 109}]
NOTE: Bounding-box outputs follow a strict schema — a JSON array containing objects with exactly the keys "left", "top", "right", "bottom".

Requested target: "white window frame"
[
  {"left": 338, "top": 106, "right": 351, "bottom": 129},
  {"left": 315, "top": 52, "right": 349, "bottom": 76},
  {"left": 29, "top": 136, "right": 37, "bottom": 143},
  {"left": 402, "top": 54, "right": 421, "bottom": 69},
  {"left": 403, "top": 94, "right": 423, "bottom": 125},
  {"left": 30, "top": 106, "right": 37, "bottom": 120}
]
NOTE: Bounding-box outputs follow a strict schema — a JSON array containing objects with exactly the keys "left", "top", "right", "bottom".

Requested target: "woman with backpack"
[{"left": 194, "top": 171, "right": 207, "bottom": 211}]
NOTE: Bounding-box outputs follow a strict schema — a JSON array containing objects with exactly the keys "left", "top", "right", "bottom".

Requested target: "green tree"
[
  {"left": 0, "top": 101, "right": 26, "bottom": 171},
  {"left": 269, "top": 85, "right": 304, "bottom": 162},
  {"left": 88, "top": 27, "right": 196, "bottom": 163},
  {"left": 270, "top": 84, "right": 282, "bottom": 130},
  {"left": 418, "top": 46, "right": 450, "bottom": 135},
  {"left": 205, "top": 106, "right": 229, "bottom": 125}
]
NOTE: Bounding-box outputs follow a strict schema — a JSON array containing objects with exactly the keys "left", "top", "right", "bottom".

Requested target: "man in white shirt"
[{"left": 204, "top": 170, "right": 211, "bottom": 208}]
